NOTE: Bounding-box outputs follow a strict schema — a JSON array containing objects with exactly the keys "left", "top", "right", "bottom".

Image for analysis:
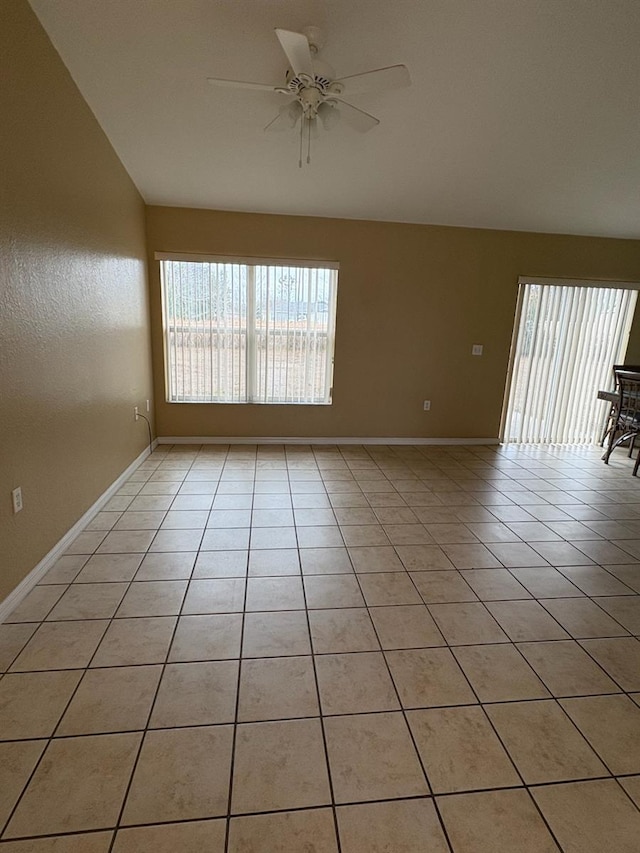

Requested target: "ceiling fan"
[{"left": 207, "top": 26, "right": 411, "bottom": 166}]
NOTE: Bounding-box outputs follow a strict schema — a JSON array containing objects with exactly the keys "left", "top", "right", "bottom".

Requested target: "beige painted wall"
[
  {"left": 146, "top": 206, "right": 640, "bottom": 440},
  {"left": 0, "top": 2, "right": 154, "bottom": 601}
]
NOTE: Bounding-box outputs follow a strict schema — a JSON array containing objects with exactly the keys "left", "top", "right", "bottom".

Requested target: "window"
[{"left": 158, "top": 254, "right": 338, "bottom": 404}]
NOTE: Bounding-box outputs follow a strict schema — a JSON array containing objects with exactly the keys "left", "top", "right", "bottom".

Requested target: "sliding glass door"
[{"left": 503, "top": 280, "right": 637, "bottom": 444}]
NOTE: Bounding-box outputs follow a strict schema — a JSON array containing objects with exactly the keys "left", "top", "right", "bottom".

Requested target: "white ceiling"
[{"left": 30, "top": 0, "right": 640, "bottom": 238}]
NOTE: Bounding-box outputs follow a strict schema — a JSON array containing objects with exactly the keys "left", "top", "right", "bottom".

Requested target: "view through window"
[{"left": 159, "top": 255, "right": 338, "bottom": 404}]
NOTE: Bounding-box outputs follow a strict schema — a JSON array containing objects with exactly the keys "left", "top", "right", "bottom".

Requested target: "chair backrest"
[
  {"left": 612, "top": 365, "right": 640, "bottom": 389},
  {"left": 615, "top": 371, "right": 640, "bottom": 429}
]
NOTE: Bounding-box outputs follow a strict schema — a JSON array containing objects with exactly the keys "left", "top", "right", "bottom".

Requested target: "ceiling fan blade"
[
  {"left": 208, "top": 77, "right": 285, "bottom": 93},
  {"left": 333, "top": 64, "right": 411, "bottom": 96},
  {"left": 275, "top": 28, "right": 314, "bottom": 79},
  {"left": 264, "top": 99, "right": 302, "bottom": 132},
  {"left": 331, "top": 99, "right": 379, "bottom": 132}
]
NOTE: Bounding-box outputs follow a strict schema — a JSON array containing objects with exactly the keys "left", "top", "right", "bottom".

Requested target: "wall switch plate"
[
  {"left": 12, "top": 487, "right": 23, "bottom": 514},
  {"left": 472, "top": 344, "right": 484, "bottom": 356},
  {"left": 423, "top": 400, "right": 431, "bottom": 411},
  {"left": 134, "top": 406, "right": 139, "bottom": 421},
  {"left": 146, "top": 399, "right": 150, "bottom": 412}
]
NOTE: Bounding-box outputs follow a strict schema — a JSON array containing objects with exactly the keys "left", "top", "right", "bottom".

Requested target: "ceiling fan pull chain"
[
  {"left": 298, "top": 115, "right": 304, "bottom": 168},
  {"left": 307, "top": 119, "right": 312, "bottom": 165}
]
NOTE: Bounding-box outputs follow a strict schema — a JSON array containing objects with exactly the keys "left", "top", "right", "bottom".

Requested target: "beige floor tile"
[
  {"left": 135, "top": 552, "right": 196, "bottom": 580},
  {"left": 0, "top": 832, "right": 114, "bottom": 851},
  {"left": 410, "top": 570, "right": 477, "bottom": 603},
  {"left": 337, "top": 798, "right": 449, "bottom": 853},
  {"left": 429, "top": 602, "right": 509, "bottom": 645},
  {"left": 242, "top": 610, "right": 311, "bottom": 657},
  {"left": 150, "top": 660, "right": 238, "bottom": 727},
  {"left": 5, "top": 733, "right": 141, "bottom": 838},
  {"left": 297, "top": 527, "right": 344, "bottom": 548},
  {"left": 337, "top": 525, "right": 389, "bottom": 548},
  {"left": 247, "top": 549, "right": 300, "bottom": 576},
  {"left": 150, "top": 528, "right": 206, "bottom": 552},
  {"left": 357, "top": 573, "right": 422, "bottom": 606},
  {"left": 90, "top": 617, "right": 176, "bottom": 666},
  {"left": 541, "top": 598, "right": 630, "bottom": 638},
  {"left": 57, "top": 666, "right": 162, "bottom": 735},
  {"left": 486, "top": 699, "right": 608, "bottom": 783},
  {"left": 395, "top": 544, "right": 455, "bottom": 571},
  {"left": 348, "top": 546, "right": 404, "bottom": 573},
  {"left": 517, "top": 640, "right": 620, "bottom": 696},
  {"left": 182, "top": 578, "right": 246, "bottom": 614},
  {"left": 369, "top": 604, "right": 444, "bottom": 649},
  {"left": 193, "top": 550, "right": 247, "bottom": 578},
  {"left": 129, "top": 494, "right": 174, "bottom": 510},
  {"left": 229, "top": 808, "right": 337, "bottom": 853},
  {"left": 169, "top": 613, "right": 242, "bottom": 661},
  {"left": 460, "top": 568, "right": 531, "bottom": 601},
  {"left": 245, "top": 576, "right": 305, "bottom": 611},
  {"left": 559, "top": 565, "right": 635, "bottom": 596},
  {"left": 315, "top": 652, "right": 399, "bottom": 715},
  {"left": 577, "top": 540, "right": 638, "bottom": 564},
  {"left": 532, "top": 779, "right": 640, "bottom": 853},
  {"left": 162, "top": 510, "right": 209, "bottom": 529},
  {"left": 593, "top": 595, "right": 640, "bottom": 633},
  {"left": 560, "top": 694, "right": 640, "bottom": 774},
  {"left": 453, "top": 644, "right": 549, "bottom": 702},
  {"left": 6, "top": 586, "right": 68, "bottom": 622},
  {"left": 96, "top": 530, "right": 155, "bottom": 553},
  {"left": 0, "top": 624, "right": 37, "bottom": 672},
  {"left": 424, "top": 524, "right": 478, "bottom": 545},
  {"left": 0, "top": 740, "right": 47, "bottom": 832},
  {"left": 0, "top": 670, "right": 81, "bottom": 740},
  {"left": 11, "top": 621, "right": 108, "bottom": 671},
  {"left": 619, "top": 775, "right": 640, "bottom": 808},
  {"left": 249, "top": 527, "right": 297, "bottom": 549},
  {"left": 115, "top": 580, "right": 187, "bottom": 617},
  {"left": 579, "top": 637, "right": 640, "bottom": 691},
  {"left": 294, "top": 508, "right": 337, "bottom": 526},
  {"left": 114, "top": 819, "right": 225, "bottom": 853},
  {"left": 65, "top": 531, "right": 108, "bottom": 554},
  {"left": 303, "top": 574, "right": 365, "bottom": 608},
  {"left": 299, "top": 548, "right": 353, "bottom": 575},
  {"left": 75, "top": 554, "right": 143, "bottom": 583},
  {"left": 324, "top": 712, "right": 428, "bottom": 803},
  {"left": 604, "top": 564, "right": 640, "bottom": 593},
  {"left": 232, "top": 718, "right": 330, "bottom": 813},
  {"left": 382, "top": 524, "right": 434, "bottom": 546},
  {"left": 334, "top": 507, "right": 379, "bottom": 525},
  {"left": 408, "top": 706, "right": 520, "bottom": 793},
  {"left": 47, "top": 583, "right": 128, "bottom": 620},
  {"left": 309, "top": 608, "right": 380, "bottom": 653},
  {"left": 441, "top": 544, "right": 502, "bottom": 569},
  {"left": 486, "top": 600, "right": 570, "bottom": 641},
  {"left": 386, "top": 647, "right": 476, "bottom": 707},
  {"left": 114, "top": 511, "right": 166, "bottom": 530},
  {"left": 122, "top": 726, "right": 233, "bottom": 824},
  {"left": 39, "top": 555, "right": 90, "bottom": 585},
  {"left": 509, "top": 566, "right": 583, "bottom": 598},
  {"left": 252, "top": 508, "right": 294, "bottom": 527},
  {"left": 438, "top": 788, "right": 560, "bottom": 853},
  {"left": 464, "top": 522, "right": 521, "bottom": 543},
  {"left": 238, "top": 656, "right": 318, "bottom": 721}
]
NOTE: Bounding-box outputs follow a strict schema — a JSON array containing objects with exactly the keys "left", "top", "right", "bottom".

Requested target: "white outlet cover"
[
  {"left": 472, "top": 344, "right": 484, "bottom": 356},
  {"left": 12, "top": 487, "right": 23, "bottom": 513},
  {"left": 423, "top": 400, "right": 431, "bottom": 411}
]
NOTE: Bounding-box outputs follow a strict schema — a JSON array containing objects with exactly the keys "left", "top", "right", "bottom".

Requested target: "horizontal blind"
[
  {"left": 505, "top": 283, "right": 637, "bottom": 444},
  {"left": 160, "top": 259, "right": 337, "bottom": 404}
]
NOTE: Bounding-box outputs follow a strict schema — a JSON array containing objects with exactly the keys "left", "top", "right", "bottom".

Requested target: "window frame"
[{"left": 156, "top": 252, "right": 339, "bottom": 405}]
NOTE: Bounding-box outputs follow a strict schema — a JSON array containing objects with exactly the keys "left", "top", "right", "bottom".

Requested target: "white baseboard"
[
  {"left": 0, "top": 440, "right": 158, "bottom": 625},
  {"left": 157, "top": 436, "right": 500, "bottom": 446}
]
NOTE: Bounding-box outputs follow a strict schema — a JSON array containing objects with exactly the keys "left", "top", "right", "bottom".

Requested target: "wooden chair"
[
  {"left": 602, "top": 370, "right": 640, "bottom": 475},
  {"left": 600, "top": 364, "right": 640, "bottom": 446}
]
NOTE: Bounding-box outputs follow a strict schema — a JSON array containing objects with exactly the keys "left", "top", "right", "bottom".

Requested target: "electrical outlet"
[
  {"left": 134, "top": 406, "right": 139, "bottom": 421},
  {"left": 472, "top": 344, "right": 484, "bottom": 356},
  {"left": 12, "top": 487, "right": 23, "bottom": 514},
  {"left": 423, "top": 400, "right": 431, "bottom": 411},
  {"left": 146, "top": 399, "right": 150, "bottom": 413}
]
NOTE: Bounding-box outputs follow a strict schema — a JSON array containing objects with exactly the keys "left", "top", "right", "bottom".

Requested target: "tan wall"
[
  {"left": 146, "top": 206, "right": 640, "bottom": 440},
  {"left": 0, "top": 1, "right": 154, "bottom": 601}
]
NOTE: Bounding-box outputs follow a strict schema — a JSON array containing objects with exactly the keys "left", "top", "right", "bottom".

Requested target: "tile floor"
[{"left": 1, "top": 442, "right": 640, "bottom": 851}]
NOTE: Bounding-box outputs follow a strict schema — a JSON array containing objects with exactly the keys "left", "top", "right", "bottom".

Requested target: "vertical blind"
[
  {"left": 160, "top": 257, "right": 338, "bottom": 404},
  {"left": 504, "top": 282, "right": 637, "bottom": 444}
]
